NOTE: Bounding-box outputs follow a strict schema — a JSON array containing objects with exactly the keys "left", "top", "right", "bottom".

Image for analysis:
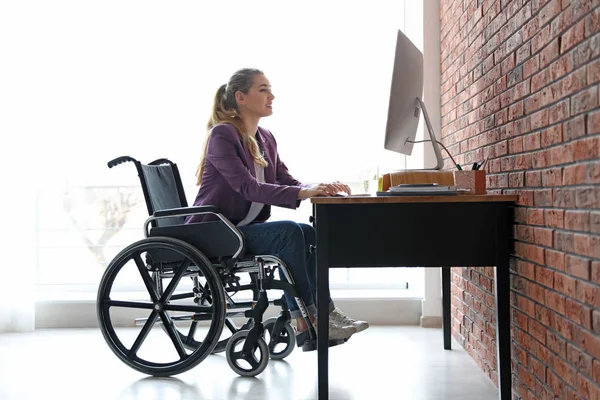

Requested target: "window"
[{"left": 30, "top": 1, "right": 426, "bottom": 300}]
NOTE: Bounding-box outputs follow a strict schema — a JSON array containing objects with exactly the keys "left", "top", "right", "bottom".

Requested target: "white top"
[{"left": 236, "top": 163, "right": 265, "bottom": 227}]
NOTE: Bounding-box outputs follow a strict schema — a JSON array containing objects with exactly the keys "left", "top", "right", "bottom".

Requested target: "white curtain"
[{"left": 0, "top": 183, "right": 36, "bottom": 333}]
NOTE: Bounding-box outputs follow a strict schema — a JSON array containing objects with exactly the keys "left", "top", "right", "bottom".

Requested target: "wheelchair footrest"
[{"left": 295, "top": 331, "right": 349, "bottom": 352}]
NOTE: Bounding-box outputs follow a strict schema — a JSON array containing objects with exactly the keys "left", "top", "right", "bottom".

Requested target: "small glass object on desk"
[{"left": 453, "top": 170, "right": 487, "bottom": 194}]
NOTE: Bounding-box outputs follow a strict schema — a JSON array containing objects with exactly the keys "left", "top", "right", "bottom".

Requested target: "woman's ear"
[{"left": 235, "top": 91, "right": 246, "bottom": 105}]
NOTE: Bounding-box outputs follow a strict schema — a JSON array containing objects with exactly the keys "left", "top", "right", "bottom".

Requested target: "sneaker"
[
  {"left": 317, "top": 319, "right": 357, "bottom": 341},
  {"left": 329, "top": 308, "right": 369, "bottom": 333},
  {"left": 295, "top": 320, "right": 356, "bottom": 351}
]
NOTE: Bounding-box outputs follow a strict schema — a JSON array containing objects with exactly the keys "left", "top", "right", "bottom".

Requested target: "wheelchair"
[{"left": 97, "top": 156, "right": 339, "bottom": 378}]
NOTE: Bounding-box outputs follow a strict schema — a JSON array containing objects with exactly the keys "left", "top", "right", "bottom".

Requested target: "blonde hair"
[{"left": 195, "top": 68, "right": 268, "bottom": 186}]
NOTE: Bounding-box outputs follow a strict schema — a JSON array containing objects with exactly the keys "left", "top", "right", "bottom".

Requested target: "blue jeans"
[{"left": 238, "top": 221, "right": 335, "bottom": 319}]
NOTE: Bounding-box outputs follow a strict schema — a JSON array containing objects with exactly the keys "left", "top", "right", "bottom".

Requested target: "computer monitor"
[{"left": 384, "top": 29, "right": 444, "bottom": 170}]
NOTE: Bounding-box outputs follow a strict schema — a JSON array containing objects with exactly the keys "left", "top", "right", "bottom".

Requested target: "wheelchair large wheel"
[{"left": 97, "top": 237, "right": 226, "bottom": 377}]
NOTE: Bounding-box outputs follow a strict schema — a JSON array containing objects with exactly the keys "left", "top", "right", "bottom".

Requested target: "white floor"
[{"left": 0, "top": 326, "right": 498, "bottom": 400}]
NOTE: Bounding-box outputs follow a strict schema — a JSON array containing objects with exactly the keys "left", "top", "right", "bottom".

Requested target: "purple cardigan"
[{"left": 185, "top": 123, "right": 304, "bottom": 225}]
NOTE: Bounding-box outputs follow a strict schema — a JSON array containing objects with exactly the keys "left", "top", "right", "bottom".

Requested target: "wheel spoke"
[
  {"left": 133, "top": 252, "right": 159, "bottom": 302},
  {"left": 185, "top": 321, "right": 198, "bottom": 345},
  {"left": 105, "top": 300, "right": 154, "bottom": 310},
  {"left": 162, "top": 304, "right": 213, "bottom": 313},
  {"left": 160, "top": 259, "right": 191, "bottom": 302},
  {"left": 130, "top": 310, "right": 159, "bottom": 355},
  {"left": 159, "top": 311, "right": 187, "bottom": 359},
  {"left": 247, "top": 352, "right": 260, "bottom": 368}
]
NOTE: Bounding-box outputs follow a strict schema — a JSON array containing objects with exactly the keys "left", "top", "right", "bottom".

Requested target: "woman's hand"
[{"left": 297, "top": 181, "right": 352, "bottom": 199}]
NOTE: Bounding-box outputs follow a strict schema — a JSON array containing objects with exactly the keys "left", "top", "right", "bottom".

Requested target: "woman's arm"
[
  {"left": 206, "top": 126, "right": 301, "bottom": 207},
  {"left": 275, "top": 156, "right": 305, "bottom": 187}
]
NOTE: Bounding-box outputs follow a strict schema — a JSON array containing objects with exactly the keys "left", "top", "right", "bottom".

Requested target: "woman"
[{"left": 186, "top": 68, "right": 368, "bottom": 346}]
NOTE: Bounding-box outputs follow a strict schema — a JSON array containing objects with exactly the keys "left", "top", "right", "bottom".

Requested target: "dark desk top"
[{"left": 310, "top": 194, "right": 518, "bottom": 204}]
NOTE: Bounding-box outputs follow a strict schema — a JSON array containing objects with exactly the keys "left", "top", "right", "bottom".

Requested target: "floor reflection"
[{"left": 118, "top": 376, "right": 205, "bottom": 400}]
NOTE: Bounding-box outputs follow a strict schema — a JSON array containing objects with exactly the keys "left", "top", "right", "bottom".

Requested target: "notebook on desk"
[{"left": 377, "top": 183, "right": 458, "bottom": 196}]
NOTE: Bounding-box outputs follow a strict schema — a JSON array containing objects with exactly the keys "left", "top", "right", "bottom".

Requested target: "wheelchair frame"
[{"left": 96, "top": 156, "right": 322, "bottom": 378}]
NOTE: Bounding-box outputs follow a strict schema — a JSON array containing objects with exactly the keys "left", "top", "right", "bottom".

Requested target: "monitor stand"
[{"left": 404, "top": 97, "right": 445, "bottom": 170}]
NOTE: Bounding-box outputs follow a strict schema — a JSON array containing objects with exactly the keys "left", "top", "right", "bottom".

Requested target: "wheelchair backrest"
[
  {"left": 138, "top": 159, "right": 188, "bottom": 228},
  {"left": 107, "top": 156, "right": 188, "bottom": 228}
]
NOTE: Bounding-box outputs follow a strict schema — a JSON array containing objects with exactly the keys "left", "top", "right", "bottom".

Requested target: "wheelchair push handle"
[{"left": 107, "top": 156, "right": 138, "bottom": 168}]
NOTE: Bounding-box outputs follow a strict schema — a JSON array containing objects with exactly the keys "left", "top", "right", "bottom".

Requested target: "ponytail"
[{"left": 195, "top": 69, "right": 268, "bottom": 186}]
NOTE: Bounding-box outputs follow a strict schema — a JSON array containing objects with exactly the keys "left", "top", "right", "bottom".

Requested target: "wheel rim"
[
  {"left": 226, "top": 330, "right": 269, "bottom": 377},
  {"left": 97, "top": 237, "right": 226, "bottom": 376},
  {"left": 263, "top": 318, "right": 295, "bottom": 360}
]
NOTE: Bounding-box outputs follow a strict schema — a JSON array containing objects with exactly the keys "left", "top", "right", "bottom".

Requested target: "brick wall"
[{"left": 439, "top": 0, "right": 599, "bottom": 399}]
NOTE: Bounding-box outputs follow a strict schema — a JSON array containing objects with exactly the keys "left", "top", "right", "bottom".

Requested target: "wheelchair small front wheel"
[
  {"left": 263, "top": 318, "right": 296, "bottom": 360},
  {"left": 225, "top": 330, "right": 269, "bottom": 377}
]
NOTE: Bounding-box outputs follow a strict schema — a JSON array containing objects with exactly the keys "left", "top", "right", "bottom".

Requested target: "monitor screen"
[{"left": 383, "top": 29, "right": 424, "bottom": 156}]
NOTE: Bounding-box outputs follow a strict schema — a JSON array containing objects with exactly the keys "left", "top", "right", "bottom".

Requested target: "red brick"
[
  {"left": 516, "top": 242, "right": 546, "bottom": 264},
  {"left": 517, "top": 259, "right": 536, "bottom": 280},
  {"left": 546, "top": 248, "right": 566, "bottom": 270},
  {"left": 576, "top": 373, "right": 595, "bottom": 400},
  {"left": 562, "top": 164, "right": 588, "bottom": 185},
  {"left": 571, "top": 86, "right": 599, "bottom": 115},
  {"left": 539, "top": 0, "right": 562, "bottom": 28},
  {"left": 531, "top": 108, "right": 549, "bottom": 130},
  {"left": 517, "top": 294, "right": 536, "bottom": 317},
  {"left": 567, "top": 343, "right": 593, "bottom": 377},
  {"left": 554, "top": 272, "right": 577, "bottom": 297},
  {"left": 565, "top": 210, "right": 591, "bottom": 231},
  {"left": 588, "top": 161, "right": 600, "bottom": 184},
  {"left": 561, "top": 20, "right": 586, "bottom": 53},
  {"left": 591, "top": 211, "right": 600, "bottom": 234},
  {"left": 540, "top": 125, "right": 562, "bottom": 147},
  {"left": 545, "top": 209, "right": 565, "bottom": 228},
  {"left": 563, "top": 114, "right": 587, "bottom": 141},
  {"left": 576, "top": 280, "right": 599, "bottom": 308},
  {"left": 542, "top": 167, "right": 563, "bottom": 186},
  {"left": 553, "top": 188, "right": 576, "bottom": 207},
  {"left": 546, "top": 369, "right": 565, "bottom": 398},
  {"left": 552, "top": 353, "right": 576, "bottom": 386},
  {"left": 588, "top": 110, "right": 600, "bottom": 134},
  {"left": 534, "top": 227, "right": 554, "bottom": 247},
  {"left": 536, "top": 264, "right": 555, "bottom": 287},
  {"left": 546, "top": 289, "right": 566, "bottom": 315},
  {"left": 526, "top": 170, "right": 541, "bottom": 186},
  {"left": 534, "top": 189, "right": 553, "bottom": 206},
  {"left": 574, "top": 324, "right": 600, "bottom": 358},
  {"left": 592, "top": 261, "right": 600, "bottom": 285},
  {"left": 585, "top": 5, "right": 600, "bottom": 37},
  {"left": 551, "top": 142, "right": 574, "bottom": 164},
  {"left": 548, "top": 99, "right": 570, "bottom": 124},
  {"left": 561, "top": 66, "right": 588, "bottom": 97},
  {"left": 528, "top": 208, "right": 545, "bottom": 225},
  {"left": 588, "top": 59, "right": 600, "bottom": 83},
  {"left": 566, "top": 254, "right": 591, "bottom": 279},
  {"left": 572, "top": 136, "right": 600, "bottom": 161},
  {"left": 575, "top": 187, "right": 600, "bottom": 208},
  {"left": 565, "top": 298, "right": 592, "bottom": 329},
  {"left": 508, "top": 137, "right": 522, "bottom": 154},
  {"left": 529, "top": 354, "right": 546, "bottom": 381},
  {"left": 529, "top": 318, "right": 548, "bottom": 343}
]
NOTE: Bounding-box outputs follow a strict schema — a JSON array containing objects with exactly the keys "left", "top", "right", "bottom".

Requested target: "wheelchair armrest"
[{"left": 153, "top": 206, "right": 220, "bottom": 218}]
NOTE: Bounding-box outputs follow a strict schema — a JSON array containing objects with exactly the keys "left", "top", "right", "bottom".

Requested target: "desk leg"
[
  {"left": 442, "top": 267, "right": 451, "bottom": 350},
  {"left": 315, "top": 205, "right": 329, "bottom": 400},
  {"left": 495, "top": 207, "right": 511, "bottom": 400}
]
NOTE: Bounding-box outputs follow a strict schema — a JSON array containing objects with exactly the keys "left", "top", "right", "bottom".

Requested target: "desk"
[{"left": 311, "top": 194, "right": 517, "bottom": 400}]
